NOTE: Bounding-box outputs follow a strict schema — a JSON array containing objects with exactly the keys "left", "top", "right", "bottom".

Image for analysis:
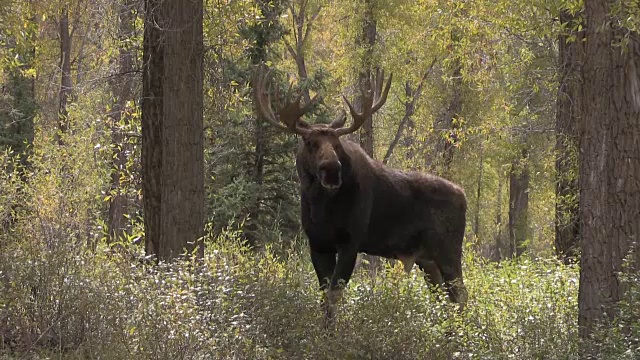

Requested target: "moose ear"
[{"left": 329, "top": 109, "right": 347, "bottom": 129}]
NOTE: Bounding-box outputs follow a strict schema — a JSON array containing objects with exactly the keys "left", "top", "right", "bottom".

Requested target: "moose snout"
[{"left": 318, "top": 160, "right": 342, "bottom": 189}]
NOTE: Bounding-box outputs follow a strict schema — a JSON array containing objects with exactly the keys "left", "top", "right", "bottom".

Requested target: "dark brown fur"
[{"left": 295, "top": 126, "right": 468, "bottom": 312}]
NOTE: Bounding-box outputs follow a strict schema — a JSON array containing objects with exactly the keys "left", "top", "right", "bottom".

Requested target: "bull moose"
[{"left": 253, "top": 66, "right": 468, "bottom": 320}]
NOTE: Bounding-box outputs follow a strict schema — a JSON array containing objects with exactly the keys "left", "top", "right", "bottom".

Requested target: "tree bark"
[
  {"left": 356, "top": 0, "right": 380, "bottom": 273},
  {"left": 58, "top": 8, "right": 72, "bottom": 143},
  {"left": 108, "top": 0, "right": 136, "bottom": 242},
  {"left": 438, "top": 62, "right": 462, "bottom": 177},
  {"left": 508, "top": 147, "right": 530, "bottom": 258},
  {"left": 494, "top": 171, "right": 504, "bottom": 261},
  {"left": 426, "top": 55, "right": 462, "bottom": 177},
  {"left": 473, "top": 140, "right": 484, "bottom": 239},
  {"left": 429, "top": 60, "right": 462, "bottom": 177},
  {"left": 555, "top": 9, "right": 581, "bottom": 264},
  {"left": 142, "top": 0, "right": 204, "bottom": 261},
  {"left": 357, "top": 0, "right": 376, "bottom": 158},
  {"left": 246, "top": 117, "right": 266, "bottom": 245},
  {"left": 578, "top": 0, "right": 640, "bottom": 341}
]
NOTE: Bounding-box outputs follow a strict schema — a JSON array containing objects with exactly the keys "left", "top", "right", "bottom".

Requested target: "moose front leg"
[
  {"left": 310, "top": 249, "right": 336, "bottom": 290},
  {"left": 325, "top": 200, "right": 371, "bottom": 314},
  {"left": 321, "top": 244, "right": 358, "bottom": 323},
  {"left": 310, "top": 249, "right": 339, "bottom": 325},
  {"left": 330, "top": 246, "right": 358, "bottom": 292}
]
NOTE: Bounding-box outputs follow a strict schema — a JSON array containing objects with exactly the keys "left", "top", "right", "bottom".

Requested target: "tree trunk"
[
  {"left": 508, "top": 147, "right": 530, "bottom": 258},
  {"left": 578, "top": 0, "right": 640, "bottom": 341},
  {"left": 244, "top": 117, "right": 266, "bottom": 245},
  {"left": 108, "top": 0, "right": 136, "bottom": 242},
  {"left": 357, "top": 0, "right": 376, "bottom": 158},
  {"left": 494, "top": 172, "right": 504, "bottom": 261},
  {"left": 473, "top": 140, "right": 484, "bottom": 239},
  {"left": 356, "top": 0, "right": 380, "bottom": 273},
  {"left": 438, "top": 62, "right": 462, "bottom": 177},
  {"left": 427, "top": 60, "right": 462, "bottom": 177},
  {"left": 142, "top": 0, "right": 204, "bottom": 261},
  {"left": 555, "top": 9, "right": 581, "bottom": 264},
  {"left": 58, "top": 8, "right": 72, "bottom": 143}
]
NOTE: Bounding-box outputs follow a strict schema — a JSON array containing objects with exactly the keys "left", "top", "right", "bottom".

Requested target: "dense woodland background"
[{"left": 0, "top": 0, "right": 638, "bottom": 358}]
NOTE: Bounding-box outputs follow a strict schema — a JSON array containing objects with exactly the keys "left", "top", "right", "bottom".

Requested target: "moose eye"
[{"left": 304, "top": 139, "right": 317, "bottom": 150}]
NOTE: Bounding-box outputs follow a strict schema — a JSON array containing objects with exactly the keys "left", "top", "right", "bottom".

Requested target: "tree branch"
[{"left": 383, "top": 58, "right": 438, "bottom": 164}]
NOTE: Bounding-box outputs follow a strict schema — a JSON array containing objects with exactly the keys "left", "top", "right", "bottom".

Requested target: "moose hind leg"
[
  {"left": 416, "top": 258, "right": 444, "bottom": 286},
  {"left": 416, "top": 257, "right": 450, "bottom": 303},
  {"left": 437, "top": 223, "right": 468, "bottom": 306},
  {"left": 435, "top": 258, "right": 467, "bottom": 307}
]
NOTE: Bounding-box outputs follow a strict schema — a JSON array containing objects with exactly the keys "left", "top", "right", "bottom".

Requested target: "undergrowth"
[{"left": 1, "top": 225, "right": 586, "bottom": 359}]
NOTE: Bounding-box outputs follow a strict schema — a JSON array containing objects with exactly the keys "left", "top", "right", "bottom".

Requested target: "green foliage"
[
  {"left": 241, "top": 0, "right": 288, "bottom": 64},
  {"left": 204, "top": 62, "right": 304, "bottom": 245},
  {"left": 0, "top": 0, "right": 37, "bottom": 154},
  {"left": 611, "top": 0, "right": 640, "bottom": 37},
  {"left": 0, "top": 71, "right": 36, "bottom": 152},
  {"left": 0, "top": 148, "right": 25, "bottom": 234},
  {"left": 1, "top": 212, "right": 587, "bottom": 358}
]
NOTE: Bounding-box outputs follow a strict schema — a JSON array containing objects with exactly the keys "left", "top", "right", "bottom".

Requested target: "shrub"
[{"left": 2, "top": 220, "right": 586, "bottom": 359}]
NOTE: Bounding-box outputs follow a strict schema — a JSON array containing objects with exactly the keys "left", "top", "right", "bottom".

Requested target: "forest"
[{"left": 0, "top": 0, "right": 639, "bottom": 358}]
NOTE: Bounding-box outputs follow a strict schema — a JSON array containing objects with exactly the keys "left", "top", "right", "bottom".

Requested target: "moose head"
[{"left": 253, "top": 66, "right": 392, "bottom": 191}]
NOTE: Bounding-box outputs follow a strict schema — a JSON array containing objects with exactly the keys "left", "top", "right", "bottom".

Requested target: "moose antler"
[
  {"left": 253, "top": 65, "right": 319, "bottom": 136},
  {"left": 335, "top": 69, "right": 392, "bottom": 137}
]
